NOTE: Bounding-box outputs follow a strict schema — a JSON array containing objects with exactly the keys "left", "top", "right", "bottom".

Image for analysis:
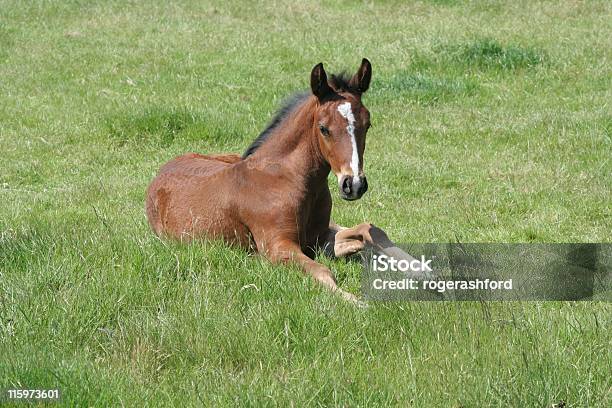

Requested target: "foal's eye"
[{"left": 319, "top": 124, "right": 330, "bottom": 136}]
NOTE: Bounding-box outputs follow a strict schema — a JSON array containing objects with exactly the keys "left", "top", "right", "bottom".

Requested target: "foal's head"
[{"left": 310, "top": 59, "right": 372, "bottom": 201}]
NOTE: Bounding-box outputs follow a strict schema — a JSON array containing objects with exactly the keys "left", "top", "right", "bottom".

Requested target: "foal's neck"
[{"left": 252, "top": 98, "right": 330, "bottom": 193}]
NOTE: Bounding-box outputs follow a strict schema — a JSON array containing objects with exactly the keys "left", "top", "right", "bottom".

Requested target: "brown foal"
[{"left": 146, "top": 59, "right": 390, "bottom": 302}]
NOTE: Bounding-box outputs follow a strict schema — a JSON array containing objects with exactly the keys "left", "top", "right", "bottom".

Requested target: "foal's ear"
[
  {"left": 310, "top": 63, "right": 332, "bottom": 100},
  {"left": 349, "top": 58, "right": 372, "bottom": 93}
]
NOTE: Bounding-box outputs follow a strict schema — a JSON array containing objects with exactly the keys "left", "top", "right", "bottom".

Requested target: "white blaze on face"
[{"left": 337, "top": 102, "right": 360, "bottom": 183}]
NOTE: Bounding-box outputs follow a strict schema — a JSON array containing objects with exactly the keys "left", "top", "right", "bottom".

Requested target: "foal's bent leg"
[
  {"left": 266, "top": 241, "right": 361, "bottom": 304},
  {"left": 326, "top": 222, "right": 420, "bottom": 263},
  {"left": 324, "top": 223, "right": 438, "bottom": 287},
  {"left": 319, "top": 222, "right": 365, "bottom": 258},
  {"left": 320, "top": 222, "right": 371, "bottom": 258}
]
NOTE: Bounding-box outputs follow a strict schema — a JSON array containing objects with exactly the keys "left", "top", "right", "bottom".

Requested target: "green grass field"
[{"left": 1, "top": 0, "right": 610, "bottom": 406}]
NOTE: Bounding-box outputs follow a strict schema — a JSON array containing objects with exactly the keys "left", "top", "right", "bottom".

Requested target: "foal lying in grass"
[{"left": 147, "top": 59, "right": 404, "bottom": 302}]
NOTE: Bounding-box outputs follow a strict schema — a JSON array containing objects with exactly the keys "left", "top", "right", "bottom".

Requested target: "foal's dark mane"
[
  {"left": 241, "top": 73, "right": 356, "bottom": 159},
  {"left": 242, "top": 92, "right": 309, "bottom": 159}
]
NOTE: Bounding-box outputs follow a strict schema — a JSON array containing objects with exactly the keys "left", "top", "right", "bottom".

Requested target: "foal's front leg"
[
  {"left": 322, "top": 222, "right": 366, "bottom": 258},
  {"left": 321, "top": 222, "right": 377, "bottom": 258},
  {"left": 265, "top": 240, "right": 360, "bottom": 304},
  {"left": 324, "top": 222, "right": 413, "bottom": 260}
]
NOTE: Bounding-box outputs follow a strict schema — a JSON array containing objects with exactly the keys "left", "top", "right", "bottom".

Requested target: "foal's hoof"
[
  {"left": 353, "top": 298, "right": 369, "bottom": 309},
  {"left": 338, "top": 289, "right": 369, "bottom": 308}
]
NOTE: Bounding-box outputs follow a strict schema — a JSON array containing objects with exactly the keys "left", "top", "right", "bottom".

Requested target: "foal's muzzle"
[{"left": 339, "top": 175, "right": 368, "bottom": 201}]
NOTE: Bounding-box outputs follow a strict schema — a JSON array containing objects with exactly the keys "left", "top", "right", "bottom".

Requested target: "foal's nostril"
[
  {"left": 341, "top": 176, "right": 353, "bottom": 195},
  {"left": 359, "top": 176, "right": 368, "bottom": 196}
]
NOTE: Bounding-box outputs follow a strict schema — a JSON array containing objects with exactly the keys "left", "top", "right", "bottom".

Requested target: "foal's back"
[
  {"left": 157, "top": 153, "right": 241, "bottom": 176},
  {"left": 146, "top": 153, "right": 250, "bottom": 244}
]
